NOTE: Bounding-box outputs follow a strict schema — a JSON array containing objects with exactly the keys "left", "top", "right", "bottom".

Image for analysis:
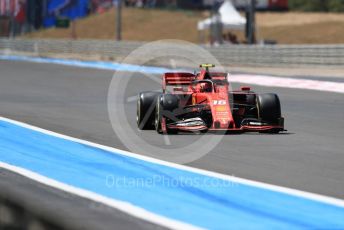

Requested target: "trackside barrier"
[{"left": 1, "top": 38, "right": 344, "bottom": 67}]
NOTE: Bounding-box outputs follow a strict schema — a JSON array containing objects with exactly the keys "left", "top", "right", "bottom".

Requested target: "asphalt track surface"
[{"left": 0, "top": 60, "right": 343, "bottom": 229}]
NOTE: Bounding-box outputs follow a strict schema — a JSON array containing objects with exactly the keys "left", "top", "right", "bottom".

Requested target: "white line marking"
[
  {"left": 1, "top": 116, "right": 344, "bottom": 208},
  {"left": 231, "top": 74, "right": 344, "bottom": 94},
  {"left": 0, "top": 162, "right": 201, "bottom": 230}
]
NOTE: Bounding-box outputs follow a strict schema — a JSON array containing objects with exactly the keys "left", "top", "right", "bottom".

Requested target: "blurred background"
[{"left": 1, "top": 0, "right": 344, "bottom": 44}]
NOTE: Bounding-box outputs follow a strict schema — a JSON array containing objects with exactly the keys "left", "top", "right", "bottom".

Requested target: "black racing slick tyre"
[
  {"left": 155, "top": 94, "right": 179, "bottom": 134},
  {"left": 160, "top": 94, "right": 179, "bottom": 111},
  {"left": 256, "top": 93, "right": 281, "bottom": 122},
  {"left": 155, "top": 95, "right": 163, "bottom": 134},
  {"left": 137, "top": 91, "right": 160, "bottom": 130}
]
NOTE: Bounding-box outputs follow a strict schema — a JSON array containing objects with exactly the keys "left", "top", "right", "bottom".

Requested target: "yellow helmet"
[{"left": 200, "top": 64, "right": 215, "bottom": 68}]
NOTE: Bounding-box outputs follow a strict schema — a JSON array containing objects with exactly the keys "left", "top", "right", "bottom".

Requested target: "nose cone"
[{"left": 214, "top": 119, "right": 234, "bottom": 129}]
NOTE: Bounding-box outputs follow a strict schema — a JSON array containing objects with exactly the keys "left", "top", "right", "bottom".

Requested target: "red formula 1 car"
[{"left": 137, "top": 64, "right": 285, "bottom": 134}]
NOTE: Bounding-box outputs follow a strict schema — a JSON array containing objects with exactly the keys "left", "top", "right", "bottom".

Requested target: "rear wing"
[{"left": 162, "top": 73, "right": 196, "bottom": 92}]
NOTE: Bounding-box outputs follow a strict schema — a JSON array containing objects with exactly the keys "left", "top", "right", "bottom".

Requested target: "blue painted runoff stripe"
[
  {"left": 0, "top": 55, "right": 173, "bottom": 74},
  {"left": 0, "top": 119, "right": 344, "bottom": 229}
]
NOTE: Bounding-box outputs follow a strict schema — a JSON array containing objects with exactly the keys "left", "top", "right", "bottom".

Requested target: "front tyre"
[
  {"left": 137, "top": 92, "right": 160, "bottom": 130},
  {"left": 155, "top": 95, "right": 163, "bottom": 134},
  {"left": 256, "top": 93, "right": 283, "bottom": 134},
  {"left": 256, "top": 93, "right": 281, "bottom": 122},
  {"left": 155, "top": 94, "right": 179, "bottom": 134}
]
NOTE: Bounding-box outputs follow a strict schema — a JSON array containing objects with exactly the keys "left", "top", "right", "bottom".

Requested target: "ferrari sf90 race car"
[{"left": 137, "top": 64, "right": 285, "bottom": 134}]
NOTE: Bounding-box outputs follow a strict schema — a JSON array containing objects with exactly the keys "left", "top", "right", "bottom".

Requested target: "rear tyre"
[
  {"left": 160, "top": 94, "right": 180, "bottom": 111},
  {"left": 137, "top": 91, "right": 160, "bottom": 130}
]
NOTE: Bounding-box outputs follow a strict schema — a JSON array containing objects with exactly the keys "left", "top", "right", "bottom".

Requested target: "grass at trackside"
[
  {"left": 24, "top": 7, "right": 344, "bottom": 44},
  {"left": 256, "top": 12, "right": 344, "bottom": 44},
  {"left": 25, "top": 8, "right": 204, "bottom": 42}
]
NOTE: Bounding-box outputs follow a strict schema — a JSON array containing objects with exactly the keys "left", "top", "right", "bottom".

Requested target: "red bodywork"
[{"left": 161, "top": 68, "right": 284, "bottom": 133}]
